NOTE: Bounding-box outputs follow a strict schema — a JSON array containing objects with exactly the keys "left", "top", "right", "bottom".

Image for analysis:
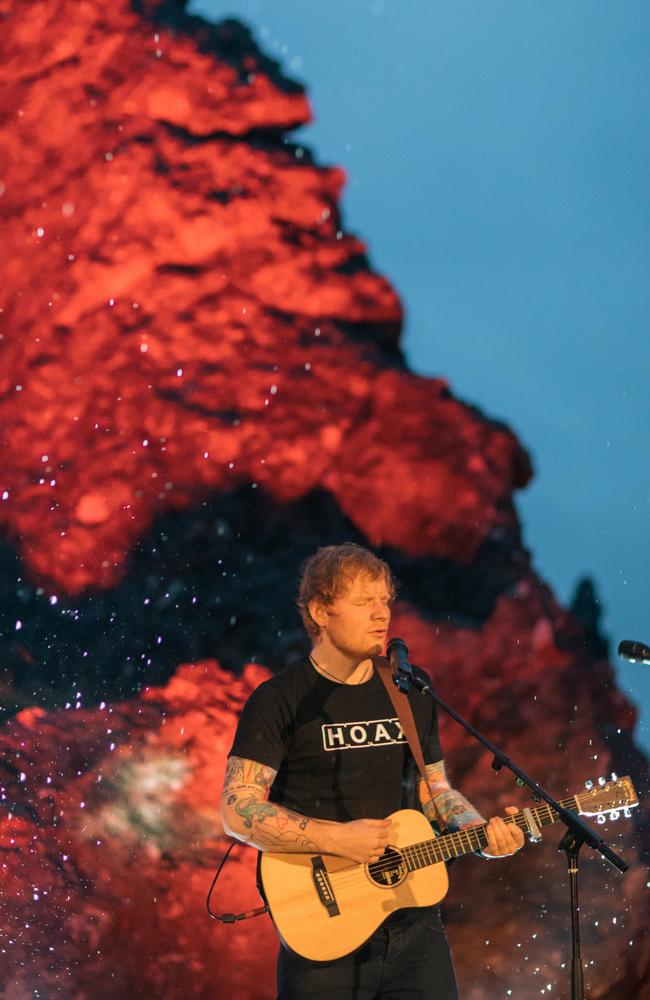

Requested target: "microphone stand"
[{"left": 393, "top": 654, "right": 628, "bottom": 1000}]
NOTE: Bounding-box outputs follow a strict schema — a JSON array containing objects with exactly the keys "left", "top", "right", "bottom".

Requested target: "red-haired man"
[{"left": 222, "top": 543, "right": 523, "bottom": 999}]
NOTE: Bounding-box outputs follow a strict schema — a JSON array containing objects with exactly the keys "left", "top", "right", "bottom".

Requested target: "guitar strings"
[
  {"left": 324, "top": 800, "right": 579, "bottom": 887},
  {"left": 328, "top": 817, "right": 519, "bottom": 883},
  {"left": 309, "top": 791, "right": 622, "bottom": 890}
]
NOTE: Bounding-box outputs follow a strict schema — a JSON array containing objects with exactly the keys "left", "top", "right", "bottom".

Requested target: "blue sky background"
[{"left": 190, "top": 0, "right": 650, "bottom": 751}]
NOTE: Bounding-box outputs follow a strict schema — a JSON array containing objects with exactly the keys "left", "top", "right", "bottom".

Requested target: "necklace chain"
[{"left": 309, "top": 654, "right": 372, "bottom": 685}]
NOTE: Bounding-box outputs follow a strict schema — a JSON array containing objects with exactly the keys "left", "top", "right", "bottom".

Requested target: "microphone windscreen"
[
  {"left": 386, "top": 636, "right": 408, "bottom": 657},
  {"left": 618, "top": 639, "right": 650, "bottom": 663}
]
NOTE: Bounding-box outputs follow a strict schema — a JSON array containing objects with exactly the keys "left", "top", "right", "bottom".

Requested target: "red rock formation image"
[
  {"left": 0, "top": 0, "right": 648, "bottom": 998},
  {"left": 0, "top": 0, "right": 528, "bottom": 597}
]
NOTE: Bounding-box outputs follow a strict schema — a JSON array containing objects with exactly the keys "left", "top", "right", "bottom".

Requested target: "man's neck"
[{"left": 309, "top": 641, "right": 372, "bottom": 685}]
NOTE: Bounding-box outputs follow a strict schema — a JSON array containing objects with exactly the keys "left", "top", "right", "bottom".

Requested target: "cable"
[{"left": 206, "top": 840, "right": 270, "bottom": 924}]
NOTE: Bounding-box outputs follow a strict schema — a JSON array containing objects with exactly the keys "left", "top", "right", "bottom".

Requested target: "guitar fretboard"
[{"left": 403, "top": 795, "right": 577, "bottom": 869}]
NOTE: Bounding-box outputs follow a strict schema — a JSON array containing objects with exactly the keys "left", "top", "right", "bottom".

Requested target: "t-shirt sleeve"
[{"left": 228, "top": 679, "right": 293, "bottom": 772}]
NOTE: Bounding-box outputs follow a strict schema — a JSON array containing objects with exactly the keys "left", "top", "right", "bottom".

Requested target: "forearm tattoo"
[
  {"left": 222, "top": 756, "right": 320, "bottom": 852},
  {"left": 419, "top": 760, "right": 485, "bottom": 831}
]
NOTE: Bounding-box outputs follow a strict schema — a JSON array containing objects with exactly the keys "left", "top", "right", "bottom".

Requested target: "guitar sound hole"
[{"left": 367, "top": 847, "right": 407, "bottom": 887}]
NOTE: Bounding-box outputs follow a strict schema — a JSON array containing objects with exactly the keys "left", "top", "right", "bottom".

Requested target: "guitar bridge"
[{"left": 310, "top": 856, "right": 340, "bottom": 917}]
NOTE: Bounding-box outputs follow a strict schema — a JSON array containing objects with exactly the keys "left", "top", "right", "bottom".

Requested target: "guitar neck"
[{"left": 408, "top": 795, "right": 579, "bottom": 869}]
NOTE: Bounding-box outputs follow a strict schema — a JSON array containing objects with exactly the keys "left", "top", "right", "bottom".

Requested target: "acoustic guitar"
[{"left": 259, "top": 775, "right": 638, "bottom": 961}]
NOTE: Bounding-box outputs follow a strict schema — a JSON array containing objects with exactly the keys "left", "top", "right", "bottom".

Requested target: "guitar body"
[{"left": 259, "top": 809, "right": 448, "bottom": 961}]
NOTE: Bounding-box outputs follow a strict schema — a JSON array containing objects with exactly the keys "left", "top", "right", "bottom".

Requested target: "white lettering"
[
  {"left": 349, "top": 725, "right": 368, "bottom": 744},
  {"left": 321, "top": 718, "right": 407, "bottom": 751},
  {"left": 326, "top": 726, "right": 346, "bottom": 748}
]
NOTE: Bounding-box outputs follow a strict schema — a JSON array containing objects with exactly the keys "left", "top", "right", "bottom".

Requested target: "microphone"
[
  {"left": 618, "top": 640, "right": 650, "bottom": 665},
  {"left": 386, "top": 637, "right": 414, "bottom": 693}
]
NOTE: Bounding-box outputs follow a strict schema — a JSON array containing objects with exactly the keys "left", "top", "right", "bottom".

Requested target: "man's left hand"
[{"left": 480, "top": 806, "right": 525, "bottom": 858}]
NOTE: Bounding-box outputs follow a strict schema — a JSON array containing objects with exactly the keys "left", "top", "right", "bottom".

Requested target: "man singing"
[{"left": 221, "top": 543, "right": 524, "bottom": 999}]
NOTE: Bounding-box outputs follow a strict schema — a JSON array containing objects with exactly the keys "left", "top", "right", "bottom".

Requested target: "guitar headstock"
[{"left": 576, "top": 774, "right": 639, "bottom": 820}]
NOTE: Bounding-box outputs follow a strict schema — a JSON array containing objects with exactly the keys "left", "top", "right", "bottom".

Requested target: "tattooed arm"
[
  {"left": 221, "top": 756, "right": 390, "bottom": 863},
  {"left": 221, "top": 756, "right": 320, "bottom": 852},
  {"left": 418, "top": 760, "right": 485, "bottom": 831},
  {"left": 418, "top": 760, "right": 524, "bottom": 859}
]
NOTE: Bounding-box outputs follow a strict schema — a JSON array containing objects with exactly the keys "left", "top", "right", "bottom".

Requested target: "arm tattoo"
[
  {"left": 235, "top": 797, "right": 279, "bottom": 829},
  {"left": 223, "top": 756, "right": 276, "bottom": 791},
  {"left": 223, "top": 756, "right": 245, "bottom": 787},
  {"left": 222, "top": 756, "right": 320, "bottom": 852},
  {"left": 419, "top": 760, "right": 485, "bottom": 831}
]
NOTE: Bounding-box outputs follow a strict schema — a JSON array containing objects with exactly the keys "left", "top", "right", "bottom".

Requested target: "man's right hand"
[{"left": 326, "top": 818, "right": 391, "bottom": 864}]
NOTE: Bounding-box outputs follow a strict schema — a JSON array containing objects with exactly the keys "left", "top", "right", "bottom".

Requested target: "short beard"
[{"left": 339, "top": 639, "right": 383, "bottom": 662}]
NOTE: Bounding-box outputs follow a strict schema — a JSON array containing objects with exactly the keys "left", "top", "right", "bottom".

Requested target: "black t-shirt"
[{"left": 228, "top": 657, "right": 443, "bottom": 822}]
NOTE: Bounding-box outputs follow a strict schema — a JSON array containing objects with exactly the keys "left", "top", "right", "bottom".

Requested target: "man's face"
[{"left": 315, "top": 572, "right": 391, "bottom": 660}]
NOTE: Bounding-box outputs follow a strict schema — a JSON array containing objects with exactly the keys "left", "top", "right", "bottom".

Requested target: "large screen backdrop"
[{"left": 0, "top": 1, "right": 648, "bottom": 997}]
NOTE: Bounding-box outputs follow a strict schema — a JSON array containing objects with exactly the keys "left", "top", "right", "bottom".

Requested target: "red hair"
[{"left": 296, "top": 543, "right": 395, "bottom": 638}]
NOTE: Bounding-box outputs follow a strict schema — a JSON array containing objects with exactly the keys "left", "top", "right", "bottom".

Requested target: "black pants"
[{"left": 276, "top": 907, "right": 459, "bottom": 1000}]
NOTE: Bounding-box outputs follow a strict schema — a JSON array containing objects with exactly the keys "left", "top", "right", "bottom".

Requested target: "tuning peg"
[
  {"left": 609, "top": 810, "right": 620, "bottom": 821},
  {"left": 585, "top": 780, "right": 594, "bottom": 790},
  {"left": 598, "top": 776, "right": 606, "bottom": 787},
  {"left": 623, "top": 807, "right": 632, "bottom": 818},
  {"left": 596, "top": 813, "right": 606, "bottom": 824},
  {"left": 610, "top": 772, "right": 618, "bottom": 782}
]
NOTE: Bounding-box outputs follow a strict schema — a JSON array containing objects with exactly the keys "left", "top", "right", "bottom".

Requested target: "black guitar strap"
[{"left": 373, "top": 656, "right": 430, "bottom": 791}]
